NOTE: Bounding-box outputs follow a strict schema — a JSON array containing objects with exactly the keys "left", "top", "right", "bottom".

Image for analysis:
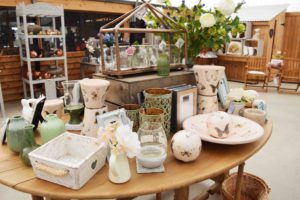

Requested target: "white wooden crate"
[{"left": 29, "top": 132, "right": 107, "bottom": 190}]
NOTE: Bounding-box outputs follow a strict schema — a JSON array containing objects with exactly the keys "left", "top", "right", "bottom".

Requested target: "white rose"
[
  {"left": 115, "top": 125, "right": 141, "bottom": 158},
  {"left": 216, "top": 0, "right": 236, "bottom": 16},
  {"left": 243, "top": 90, "right": 259, "bottom": 102},
  {"left": 200, "top": 13, "right": 216, "bottom": 28}
]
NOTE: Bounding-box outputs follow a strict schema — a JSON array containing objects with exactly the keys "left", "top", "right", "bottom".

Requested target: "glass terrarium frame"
[{"left": 99, "top": 1, "right": 188, "bottom": 77}]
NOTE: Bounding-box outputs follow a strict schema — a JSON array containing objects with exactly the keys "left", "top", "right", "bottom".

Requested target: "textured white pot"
[
  {"left": 193, "top": 65, "right": 225, "bottom": 96},
  {"left": 80, "top": 78, "right": 110, "bottom": 109}
]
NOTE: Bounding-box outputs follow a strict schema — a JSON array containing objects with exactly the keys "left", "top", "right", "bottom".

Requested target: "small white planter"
[{"left": 29, "top": 132, "right": 107, "bottom": 190}]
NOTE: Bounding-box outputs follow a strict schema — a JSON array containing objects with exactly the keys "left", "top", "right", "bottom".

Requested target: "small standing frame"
[{"left": 99, "top": 0, "right": 188, "bottom": 77}]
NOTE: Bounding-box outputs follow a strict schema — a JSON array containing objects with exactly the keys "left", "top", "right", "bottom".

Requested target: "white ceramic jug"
[{"left": 108, "top": 152, "right": 131, "bottom": 184}]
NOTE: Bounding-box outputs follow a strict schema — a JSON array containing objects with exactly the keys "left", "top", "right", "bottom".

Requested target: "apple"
[
  {"left": 43, "top": 72, "right": 51, "bottom": 79},
  {"left": 30, "top": 51, "right": 38, "bottom": 58},
  {"left": 55, "top": 49, "right": 63, "bottom": 57}
]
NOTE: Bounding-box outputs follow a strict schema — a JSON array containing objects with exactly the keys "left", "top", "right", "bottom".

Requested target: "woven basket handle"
[{"left": 35, "top": 162, "right": 69, "bottom": 177}]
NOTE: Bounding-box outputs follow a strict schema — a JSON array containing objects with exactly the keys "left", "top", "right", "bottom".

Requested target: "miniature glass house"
[{"left": 99, "top": 1, "right": 188, "bottom": 77}]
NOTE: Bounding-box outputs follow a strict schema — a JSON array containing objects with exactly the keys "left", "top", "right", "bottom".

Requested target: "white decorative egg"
[
  {"left": 171, "top": 130, "right": 202, "bottom": 162},
  {"left": 207, "top": 111, "right": 232, "bottom": 139}
]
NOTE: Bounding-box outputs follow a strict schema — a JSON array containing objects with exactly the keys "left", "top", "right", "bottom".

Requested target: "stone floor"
[{"left": 0, "top": 82, "right": 300, "bottom": 200}]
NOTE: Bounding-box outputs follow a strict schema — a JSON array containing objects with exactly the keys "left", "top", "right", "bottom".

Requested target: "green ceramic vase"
[
  {"left": 157, "top": 53, "right": 170, "bottom": 76},
  {"left": 19, "top": 124, "right": 38, "bottom": 167},
  {"left": 40, "top": 114, "right": 65, "bottom": 144},
  {"left": 6, "top": 116, "right": 29, "bottom": 153}
]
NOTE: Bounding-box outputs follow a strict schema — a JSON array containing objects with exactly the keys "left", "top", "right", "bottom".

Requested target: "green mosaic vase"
[{"left": 121, "top": 104, "right": 140, "bottom": 132}]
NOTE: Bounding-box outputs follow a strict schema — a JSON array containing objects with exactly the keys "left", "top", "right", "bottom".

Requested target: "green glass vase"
[
  {"left": 40, "top": 114, "right": 65, "bottom": 144},
  {"left": 6, "top": 116, "right": 29, "bottom": 153},
  {"left": 157, "top": 53, "right": 170, "bottom": 76}
]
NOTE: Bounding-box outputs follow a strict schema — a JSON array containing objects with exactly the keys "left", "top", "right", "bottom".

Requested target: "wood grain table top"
[{"left": 0, "top": 119, "right": 272, "bottom": 199}]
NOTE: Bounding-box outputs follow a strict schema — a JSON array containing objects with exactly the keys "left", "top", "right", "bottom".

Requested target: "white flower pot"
[
  {"left": 80, "top": 78, "right": 110, "bottom": 109},
  {"left": 81, "top": 106, "right": 108, "bottom": 138},
  {"left": 193, "top": 65, "right": 225, "bottom": 96},
  {"left": 197, "top": 95, "right": 219, "bottom": 114}
]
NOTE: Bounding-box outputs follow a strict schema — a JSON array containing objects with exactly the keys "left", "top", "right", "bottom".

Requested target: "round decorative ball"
[{"left": 171, "top": 130, "right": 202, "bottom": 162}]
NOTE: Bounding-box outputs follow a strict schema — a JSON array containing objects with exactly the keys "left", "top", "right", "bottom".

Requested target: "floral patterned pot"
[
  {"left": 121, "top": 104, "right": 140, "bottom": 132},
  {"left": 197, "top": 94, "right": 218, "bottom": 114},
  {"left": 81, "top": 106, "right": 108, "bottom": 138},
  {"left": 143, "top": 88, "right": 172, "bottom": 138},
  {"left": 80, "top": 78, "right": 110, "bottom": 109},
  {"left": 193, "top": 65, "right": 225, "bottom": 96}
]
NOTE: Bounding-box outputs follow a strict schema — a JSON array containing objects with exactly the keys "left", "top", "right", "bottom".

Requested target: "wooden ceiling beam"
[{"left": 36, "top": 0, "right": 133, "bottom": 14}]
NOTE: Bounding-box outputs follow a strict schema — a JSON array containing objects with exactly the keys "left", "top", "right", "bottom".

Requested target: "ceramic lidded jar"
[
  {"left": 40, "top": 114, "right": 65, "bottom": 144},
  {"left": 171, "top": 130, "right": 202, "bottom": 162},
  {"left": 207, "top": 111, "right": 232, "bottom": 139},
  {"left": 6, "top": 116, "right": 29, "bottom": 153},
  {"left": 193, "top": 65, "right": 225, "bottom": 96},
  {"left": 79, "top": 78, "right": 110, "bottom": 109}
]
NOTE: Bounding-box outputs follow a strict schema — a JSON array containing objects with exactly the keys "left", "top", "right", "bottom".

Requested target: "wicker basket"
[{"left": 221, "top": 172, "right": 270, "bottom": 200}]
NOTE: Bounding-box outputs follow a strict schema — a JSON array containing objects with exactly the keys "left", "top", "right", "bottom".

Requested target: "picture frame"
[
  {"left": 218, "top": 73, "right": 230, "bottom": 108},
  {"left": 169, "top": 85, "right": 197, "bottom": 132},
  {"left": 96, "top": 108, "right": 133, "bottom": 129},
  {"left": 227, "top": 41, "right": 243, "bottom": 55}
]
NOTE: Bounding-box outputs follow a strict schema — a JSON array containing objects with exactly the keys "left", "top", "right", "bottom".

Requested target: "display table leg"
[
  {"left": 156, "top": 193, "right": 162, "bottom": 200},
  {"left": 31, "top": 195, "right": 43, "bottom": 200},
  {"left": 234, "top": 162, "right": 245, "bottom": 200},
  {"left": 174, "top": 186, "right": 189, "bottom": 200}
]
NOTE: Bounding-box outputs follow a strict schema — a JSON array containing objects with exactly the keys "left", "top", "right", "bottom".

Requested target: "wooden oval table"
[{"left": 0, "top": 120, "right": 272, "bottom": 200}]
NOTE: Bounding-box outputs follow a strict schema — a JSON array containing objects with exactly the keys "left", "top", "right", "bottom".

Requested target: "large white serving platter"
[{"left": 183, "top": 113, "right": 264, "bottom": 145}]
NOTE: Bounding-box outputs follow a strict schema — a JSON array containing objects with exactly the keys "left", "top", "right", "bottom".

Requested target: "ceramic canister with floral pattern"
[
  {"left": 79, "top": 78, "right": 110, "bottom": 109},
  {"left": 193, "top": 65, "right": 225, "bottom": 96}
]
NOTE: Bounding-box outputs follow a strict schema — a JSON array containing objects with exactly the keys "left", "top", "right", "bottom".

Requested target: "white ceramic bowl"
[{"left": 137, "top": 146, "right": 167, "bottom": 169}]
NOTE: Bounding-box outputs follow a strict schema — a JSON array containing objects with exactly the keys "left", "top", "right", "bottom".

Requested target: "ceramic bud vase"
[
  {"left": 40, "top": 114, "right": 65, "bottom": 144},
  {"left": 79, "top": 78, "right": 110, "bottom": 109},
  {"left": 121, "top": 104, "right": 140, "bottom": 132},
  {"left": 42, "top": 99, "right": 64, "bottom": 119},
  {"left": 143, "top": 88, "right": 172, "bottom": 138},
  {"left": 193, "top": 65, "right": 225, "bottom": 96},
  {"left": 197, "top": 95, "right": 218, "bottom": 114},
  {"left": 108, "top": 152, "right": 131, "bottom": 184},
  {"left": 81, "top": 106, "right": 108, "bottom": 137},
  {"left": 157, "top": 53, "right": 170, "bottom": 76},
  {"left": 6, "top": 116, "right": 29, "bottom": 153}
]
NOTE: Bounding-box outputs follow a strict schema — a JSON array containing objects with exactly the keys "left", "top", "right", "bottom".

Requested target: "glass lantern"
[
  {"left": 137, "top": 122, "right": 167, "bottom": 168},
  {"left": 62, "top": 80, "right": 84, "bottom": 128}
]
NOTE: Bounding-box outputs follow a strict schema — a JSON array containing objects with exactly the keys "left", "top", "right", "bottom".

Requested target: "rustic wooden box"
[{"left": 93, "top": 71, "right": 196, "bottom": 107}]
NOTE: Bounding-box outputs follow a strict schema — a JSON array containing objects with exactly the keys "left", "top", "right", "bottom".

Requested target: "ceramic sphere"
[
  {"left": 207, "top": 111, "right": 231, "bottom": 139},
  {"left": 171, "top": 130, "right": 202, "bottom": 162}
]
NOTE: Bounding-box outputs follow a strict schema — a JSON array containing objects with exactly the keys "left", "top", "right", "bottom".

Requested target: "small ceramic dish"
[{"left": 137, "top": 146, "right": 167, "bottom": 169}]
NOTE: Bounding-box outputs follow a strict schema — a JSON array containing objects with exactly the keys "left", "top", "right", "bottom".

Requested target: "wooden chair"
[
  {"left": 278, "top": 58, "right": 300, "bottom": 93},
  {"left": 244, "top": 57, "right": 268, "bottom": 91}
]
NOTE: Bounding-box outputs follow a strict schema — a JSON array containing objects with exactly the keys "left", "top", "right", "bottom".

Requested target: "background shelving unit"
[{"left": 16, "top": 2, "right": 68, "bottom": 99}]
